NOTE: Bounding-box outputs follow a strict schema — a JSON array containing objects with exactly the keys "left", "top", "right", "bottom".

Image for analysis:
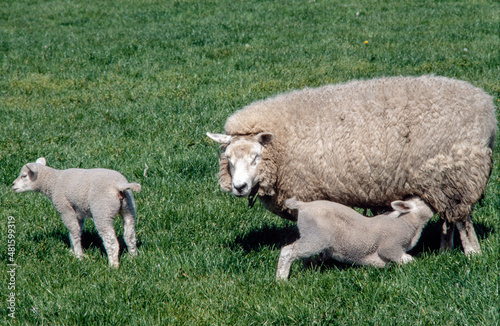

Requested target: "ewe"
[
  {"left": 12, "top": 158, "right": 141, "bottom": 268},
  {"left": 276, "top": 197, "right": 434, "bottom": 280},
  {"left": 208, "top": 76, "right": 497, "bottom": 254}
]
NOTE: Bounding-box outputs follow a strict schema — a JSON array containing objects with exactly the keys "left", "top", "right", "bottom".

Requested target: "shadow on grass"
[
  {"left": 31, "top": 229, "right": 141, "bottom": 258},
  {"left": 409, "top": 219, "right": 494, "bottom": 256},
  {"left": 232, "top": 223, "right": 300, "bottom": 252}
]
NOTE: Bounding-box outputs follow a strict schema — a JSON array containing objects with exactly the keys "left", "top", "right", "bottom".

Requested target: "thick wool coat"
[{"left": 218, "top": 76, "right": 497, "bottom": 222}]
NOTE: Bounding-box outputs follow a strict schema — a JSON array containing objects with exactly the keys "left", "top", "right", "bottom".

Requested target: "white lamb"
[
  {"left": 12, "top": 157, "right": 141, "bottom": 268},
  {"left": 207, "top": 76, "right": 497, "bottom": 255},
  {"left": 276, "top": 197, "right": 435, "bottom": 280}
]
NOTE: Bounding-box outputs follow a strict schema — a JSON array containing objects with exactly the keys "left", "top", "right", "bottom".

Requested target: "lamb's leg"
[
  {"left": 397, "top": 253, "right": 414, "bottom": 264},
  {"left": 60, "top": 209, "right": 85, "bottom": 259},
  {"left": 276, "top": 244, "right": 298, "bottom": 280},
  {"left": 276, "top": 239, "right": 326, "bottom": 280},
  {"left": 120, "top": 192, "right": 137, "bottom": 256},
  {"left": 377, "top": 247, "right": 406, "bottom": 267},
  {"left": 456, "top": 215, "right": 481, "bottom": 255},
  {"left": 94, "top": 217, "right": 120, "bottom": 268},
  {"left": 440, "top": 220, "right": 455, "bottom": 252}
]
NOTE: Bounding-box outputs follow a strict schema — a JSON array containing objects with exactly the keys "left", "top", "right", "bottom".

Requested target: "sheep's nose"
[{"left": 234, "top": 183, "right": 247, "bottom": 194}]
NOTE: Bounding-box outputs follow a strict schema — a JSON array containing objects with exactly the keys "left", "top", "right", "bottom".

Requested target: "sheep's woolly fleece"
[{"left": 217, "top": 76, "right": 497, "bottom": 222}]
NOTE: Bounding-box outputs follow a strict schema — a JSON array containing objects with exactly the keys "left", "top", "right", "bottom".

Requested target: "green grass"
[{"left": 1, "top": 0, "right": 499, "bottom": 324}]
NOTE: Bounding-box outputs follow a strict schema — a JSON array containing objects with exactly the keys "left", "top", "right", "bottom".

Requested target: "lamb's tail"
[
  {"left": 117, "top": 182, "right": 142, "bottom": 193},
  {"left": 285, "top": 197, "right": 302, "bottom": 210}
]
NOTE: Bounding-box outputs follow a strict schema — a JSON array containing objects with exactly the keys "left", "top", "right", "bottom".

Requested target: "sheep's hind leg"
[
  {"left": 276, "top": 239, "right": 326, "bottom": 280},
  {"left": 276, "top": 245, "right": 297, "bottom": 280},
  {"left": 120, "top": 191, "right": 137, "bottom": 256},
  {"left": 456, "top": 215, "right": 481, "bottom": 255},
  {"left": 94, "top": 217, "right": 120, "bottom": 268}
]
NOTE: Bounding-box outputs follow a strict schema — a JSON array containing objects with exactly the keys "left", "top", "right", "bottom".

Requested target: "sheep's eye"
[
  {"left": 21, "top": 174, "right": 27, "bottom": 178},
  {"left": 251, "top": 155, "right": 259, "bottom": 165}
]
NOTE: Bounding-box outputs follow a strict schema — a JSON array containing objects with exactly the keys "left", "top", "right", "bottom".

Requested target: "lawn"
[{"left": 1, "top": 0, "right": 499, "bottom": 324}]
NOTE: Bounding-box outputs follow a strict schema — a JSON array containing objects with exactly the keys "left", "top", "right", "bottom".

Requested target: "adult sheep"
[{"left": 207, "top": 75, "right": 497, "bottom": 254}]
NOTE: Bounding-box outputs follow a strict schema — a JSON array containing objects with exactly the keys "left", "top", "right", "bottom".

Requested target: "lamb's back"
[{"left": 53, "top": 168, "right": 128, "bottom": 208}]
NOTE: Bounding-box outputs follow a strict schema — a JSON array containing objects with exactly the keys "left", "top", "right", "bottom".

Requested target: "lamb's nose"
[{"left": 234, "top": 183, "right": 247, "bottom": 194}]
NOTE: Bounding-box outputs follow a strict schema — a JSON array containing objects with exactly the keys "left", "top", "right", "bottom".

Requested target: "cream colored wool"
[{"left": 216, "top": 76, "right": 497, "bottom": 252}]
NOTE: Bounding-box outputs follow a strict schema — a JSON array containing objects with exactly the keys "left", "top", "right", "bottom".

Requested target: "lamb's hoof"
[
  {"left": 398, "top": 254, "right": 414, "bottom": 264},
  {"left": 276, "top": 270, "right": 290, "bottom": 281}
]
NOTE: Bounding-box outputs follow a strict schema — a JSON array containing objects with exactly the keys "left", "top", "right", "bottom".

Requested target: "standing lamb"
[
  {"left": 12, "top": 157, "right": 141, "bottom": 268},
  {"left": 276, "top": 197, "right": 435, "bottom": 280},
  {"left": 207, "top": 76, "right": 497, "bottom": 255}
]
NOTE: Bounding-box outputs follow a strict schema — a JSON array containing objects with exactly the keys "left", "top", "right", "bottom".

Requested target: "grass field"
[{"left": 1, "top": 0, "right": 499, "bottom": 324}]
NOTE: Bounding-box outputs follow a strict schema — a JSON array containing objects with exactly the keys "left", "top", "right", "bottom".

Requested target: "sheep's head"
[
  {"left": 12, "top": 157, "right": 46, "bottom": 193},
  {"left": 207, "top": 132, "right": 273, "bottom": 197}
]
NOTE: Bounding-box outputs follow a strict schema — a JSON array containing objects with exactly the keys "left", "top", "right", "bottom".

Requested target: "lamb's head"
[
  {"left": 12, "top": 157, "right": 47, "bottom": 193},
  {"left": 390, "top": 196, "right": 435, "bottom": 221},
  {"left": 207, "top": 132, "right": 273, "bottom": 197}
]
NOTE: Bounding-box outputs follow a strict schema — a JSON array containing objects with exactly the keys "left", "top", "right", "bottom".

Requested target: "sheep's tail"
[
  {"left": 117, "top": 182, "right": 141, "bottom": 193},
  {"left": 285, "top": 197, "right": 301, "bottom": 210}
]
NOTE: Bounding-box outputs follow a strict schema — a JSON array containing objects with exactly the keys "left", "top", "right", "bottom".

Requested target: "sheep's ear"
[
  {"left": 207, "top": 132, "right": 233, "bottom": 144},
  {"left": 390, "top": 200, "right": 416, "bottom": 214},
  {"left": 256, "top": 132, "right": 273, "bottom": 146},
  {"left": 36, "top": 157, "right": 47, "bottom": 166}
]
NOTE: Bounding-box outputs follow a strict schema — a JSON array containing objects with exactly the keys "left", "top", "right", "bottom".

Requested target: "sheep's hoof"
[
  {"left": 464, "top": 247, "right": 481, "bottom": 256},
  {"left": 71, "top": 250, "right": 86, "bottom": 260}
]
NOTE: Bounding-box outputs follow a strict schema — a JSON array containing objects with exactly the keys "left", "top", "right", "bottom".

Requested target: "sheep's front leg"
[
  {"left": 397, "top": 253, "right": 414, "bottom": 264},
  {"left": 456, "top": 216, "right": 481, "bottom": 255}
]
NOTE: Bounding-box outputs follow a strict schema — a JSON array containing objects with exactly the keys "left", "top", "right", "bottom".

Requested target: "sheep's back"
[{"left": 223, "top": 76, "right": 497, "bottom": 221}]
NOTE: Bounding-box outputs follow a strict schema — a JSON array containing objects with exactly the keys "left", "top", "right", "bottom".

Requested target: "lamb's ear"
[
  {"left": 26, "top": 163, "right": 40, "bottom": 180},
  {"left": 256, "top": 132, "right": 273, "bottom": 146},
  {"left": 390, "top": 200, "right": 416, "bottom": 214},
  {"left": 36, "top": 157, "right": 47, "bottom": 166},
  {"left": 207, "top": 132, "right": 233, "bottom": 144}
]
